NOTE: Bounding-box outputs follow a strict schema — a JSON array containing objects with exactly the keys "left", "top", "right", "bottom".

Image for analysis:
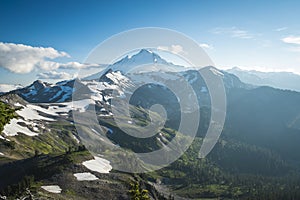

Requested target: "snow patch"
[
  {"left": 49, "top": 90, "right": 63, "bottom": 101},
  {"left": 74, "top": 172, "right": 98, "bottom": 181},
  {"left": 3, "top": 118, "right": 38, "bottom": 136},
  {"left": 44, "top": 85, "right": 73, "bottom": 102},
  {"left": 28, "top": 104, "right": 58, "bottom": 116},
  {"left": 14, "top": 102, "right": 24, "bottom": 107},
  {"left": 33, "top": 126, "right": 39, "bottom": 132},
  {"left": 210, "top": 67, "right": 224, "bottom": 76},
  {"left": 33, "top": 99, "right": 93, "bottom": 118},
  {"left": 72, "top": 134, "right": 80, "bottom": 144},
  {"left": 57, "top": 86, "right": 73, "bottom": 102},
  {"left": 16, "top": 105, "right": 55, "bottom": 121},
  {"left": 41, "top": 185, "right": 62, "bottom": 194},
  {"left": 23, "top": 88, "right": 37, "bottom": 97},
  {"left": 82, "top": 156, "right": 112, "bottom": 174},
  {"left": 71, "top": 99, "right": 94, "bottom": 112}
]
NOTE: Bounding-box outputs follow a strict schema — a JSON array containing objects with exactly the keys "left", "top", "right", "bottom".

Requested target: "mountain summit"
[
  {"left": 110, "top": 49, "right": 169, "bottom": 73},
  {"left": 84, "top": 49, "right": 184, "bottom": 80}
]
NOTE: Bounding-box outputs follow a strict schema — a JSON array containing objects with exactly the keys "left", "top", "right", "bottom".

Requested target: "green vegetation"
[
  {"left": 2, "top": 175, "right": 35, "bottom": 198},
  {"left": 0, "top": 147, "right": 91, "bottom": 198},
  {"left": 98, "top": 107, "right": 176, "bottom": 153},
  {"left": 0, "top": 117, "right": 82, "bottom": 160},
  {"left": 129, "top": 182, "right": 151, "bottom": 200},
  {"left": 144, "top": 137, "right": 300, "bottom": 199},
  {"left": 95, "top": 90, "right": 300, "bottom": 199},
  {"left": 0, "top": 101, "right": 17, "bottom": 133}
]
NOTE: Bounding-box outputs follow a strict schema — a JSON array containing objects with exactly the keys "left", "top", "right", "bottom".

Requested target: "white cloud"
[
  {"left": 157, "top": 46, "right": 168, "bottom": 51},
  {"left": 157, "top": 44, "right": 186, "bottom": 54},
  {"left": 0, "top": 42, "right": 100, "bottom": 73},
  {"left": 199, "top": 43, "right": 213, "bottom": 50},
  {"left": 282, "top": 36, "right": 300, "bottom": 45},
  {"left": 275, "top": 27, "right": 288, "bottom": 32},
  {"left": 0, "top": 42, "right": 68, "bottom": 73},
  {"left": 212, "top": 27, "right": 253, "bottom": 39},
  {"left": 59, "top": 62, "right": 99, "bottom": 69},
  {"left": 37, "top": 71, "right": 75, "bottom": 80}
]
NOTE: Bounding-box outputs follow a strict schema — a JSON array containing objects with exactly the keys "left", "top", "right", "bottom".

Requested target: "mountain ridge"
[{"left": 227, "top": 67, "right": 300, "bottom": 92}]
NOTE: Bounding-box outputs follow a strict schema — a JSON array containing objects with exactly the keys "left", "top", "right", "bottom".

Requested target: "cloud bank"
[
  {"left": 0, "top": 42, "right": 99, "bottom": 73},
  {"left": 199, "top": 43, "right": 213, "bottom": 50},
  {"left": 282, "top": 36, "right": 300, "bottom": 45},
  {"left": 275, "top": 27, "right": 288, "bottom": 32},
  {"left": 37, "top": 71, "right": 75, "bottom": 80}
]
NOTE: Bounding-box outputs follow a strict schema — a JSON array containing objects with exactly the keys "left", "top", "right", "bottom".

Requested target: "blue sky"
[{"left": 1, "top": 0, "right": 300, "bottom": 85}]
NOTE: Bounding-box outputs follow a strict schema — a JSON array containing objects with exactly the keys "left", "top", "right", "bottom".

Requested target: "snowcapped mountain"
[
  {"left": 7, "top": 79, "right": 84, "bottom": 103},
  {"left": 84, "top": 49, "right": 185, "bottom": 80},
  {"left": 2, "top": 57, "right": 248, "bottom": 106},
  {"left": 0, "top": 48, "right": 251, "bottom": 109},
  {"left": 0, "top": 49, "right": 248, "bottom": 144},
  {"left": 110, "top": 49, "right": 170, "bottom": 72}
]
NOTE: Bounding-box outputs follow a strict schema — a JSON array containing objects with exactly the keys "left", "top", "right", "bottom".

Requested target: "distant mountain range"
[{"left": 227, "top": 67, "right": 300, "bottom": 92}]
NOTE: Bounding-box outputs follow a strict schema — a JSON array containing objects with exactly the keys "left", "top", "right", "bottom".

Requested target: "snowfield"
[
  {"left": 41, "top": 185, "right": 62, "bottom": 193},
  {"left": 2, "top": 103, "right": 60, "bottom": 137},
  {"left": 47, "top": 99, "right": 94, "bottom": 114},
  {"left": 74, "top": 172, "right": 98, "bottom": 181},
  {"left": 3, "top": 118, "right": 39, "bottom": 136},
  {"left": 2, "top": 98, "right": 97, "bottom": 138},
  {"left": 210, "top": 67, "right": 224, "bottom": 76},
  {"left": 82, "top": 156, "right": 112, "bottom": 174},
  {"left": 14, "top": 102, "right": 23, "bottom": 107},
  {"left": 28, "top": 104, "right": 58, "bottom": 116},
  {"left": 16, "top": 105, "right": 55, "bottom": 121}
]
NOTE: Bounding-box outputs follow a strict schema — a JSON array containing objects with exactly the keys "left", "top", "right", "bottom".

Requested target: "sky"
[{"left": 1, "top": 0, "right": 300, "bottom": 85}]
